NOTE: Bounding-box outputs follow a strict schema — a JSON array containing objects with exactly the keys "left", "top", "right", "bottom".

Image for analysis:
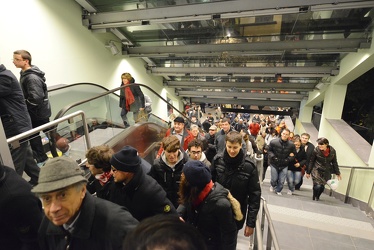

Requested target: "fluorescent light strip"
[{"left": 311, "top": 1, "right": 374, "bottom": 11}]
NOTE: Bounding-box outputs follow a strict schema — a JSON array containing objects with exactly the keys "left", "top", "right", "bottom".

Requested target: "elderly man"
[
  {"left": 157, "top": 116, "right": 194, "bottom": 158},
  {"left": 109, "top": 146, "right": 177, "bottom": 221},
  {"left": 32, "top": 157, "right": 138, "bottom": 250}
]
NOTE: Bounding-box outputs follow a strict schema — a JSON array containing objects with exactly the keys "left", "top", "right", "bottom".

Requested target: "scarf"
[
  {"left": 322, "top": 147, "right": 330, "bottom": 157},
  {"left": 193, "top": 180, "right": 213, "bottom": 208},
  {"left": 95, "top": 171, "right": 113, "bottom": 186},
  {"left": 124, "top": 83, "right": 135, "bottom": 111},
  {"left": 223, "top": 148, "right": 244, "bottom": 168}
]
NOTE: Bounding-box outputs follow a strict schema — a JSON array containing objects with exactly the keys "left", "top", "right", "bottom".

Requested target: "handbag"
[{"left": 136, "top": 110, "right": 148, "bottom": 122}]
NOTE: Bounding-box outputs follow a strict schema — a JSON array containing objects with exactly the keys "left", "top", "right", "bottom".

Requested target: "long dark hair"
[
  {"left": 178, "top": 174, "right": 203, "bottom": 205},
  {"left": 316, "top": 137, "right": 329, "bottom": 145}
]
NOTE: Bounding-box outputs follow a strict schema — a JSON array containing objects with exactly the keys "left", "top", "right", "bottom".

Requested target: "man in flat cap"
[
  {"left": 156, "top": 116, "right": 194, "bottom": 158},
  {"left": 32, "top": 157, "right": 138, "bottom": 250},
  {"left": 109, "top": 146, "right": 177, "bottom": 221}
]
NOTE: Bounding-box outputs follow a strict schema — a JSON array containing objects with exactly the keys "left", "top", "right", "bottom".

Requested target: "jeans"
[
  {"left": 270, "top": 165, "right": 288, "bottom": 193},
  {"left": 121, "top": 108, "right": 140, "bottom": 125},
  {"left": 287, "top": 170, "right": 302, "bottom": 192},
  {"left": 10, "top": 141, "right": 40, "bottom": 185}
]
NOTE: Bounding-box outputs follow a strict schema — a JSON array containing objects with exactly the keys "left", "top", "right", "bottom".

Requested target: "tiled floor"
[{"left": 236, "top": 169, "right": 374, "bottom": 249}]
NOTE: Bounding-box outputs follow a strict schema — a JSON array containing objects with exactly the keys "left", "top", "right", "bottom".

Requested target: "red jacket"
[
  {"left": 157, "top": 128, "right": 194, "bottom": 157},
  {"left": 249, "top": 122, "right": 260, "bottom": 136}
]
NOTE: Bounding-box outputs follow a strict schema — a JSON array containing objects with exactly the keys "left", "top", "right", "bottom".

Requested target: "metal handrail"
[
  {"left": 336, "top": 166, "right": 374, "bottom": 204},
  {"left": 54, "top": 83, "right": 189, "bottom": 122},
  {"left": 7, "top": 111, "right": 91, "bottom": 150},
  {"left": 252, "top": 197, "right": 280, "bottom": 250}
]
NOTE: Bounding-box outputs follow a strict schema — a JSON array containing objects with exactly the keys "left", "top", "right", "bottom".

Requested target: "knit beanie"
[
  {"left": 183, "top": 160, "right": 211, "bottom": 189},
  {"left": 110, "top": 146, "right": 141, "bottom": 172}
]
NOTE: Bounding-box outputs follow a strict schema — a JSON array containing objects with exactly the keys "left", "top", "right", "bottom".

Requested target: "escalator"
[{"left": 47, "top": 83, "right": 184, "bottom": 165}]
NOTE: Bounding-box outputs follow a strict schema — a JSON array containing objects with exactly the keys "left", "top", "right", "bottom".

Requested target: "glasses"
[
  {"left": 190, "top": 151, "right": 202, "bottom": 155},
  {"left": 12, "top": 58, "right": 24, "bottom": 62}
]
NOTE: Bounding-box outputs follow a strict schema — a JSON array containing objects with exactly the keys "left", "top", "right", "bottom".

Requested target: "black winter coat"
[
  {"left": 20, "top": 66, "right": 51, "bottom": 121},
  {"left": 181, "top": 183, "right": 238, "bottom": 250},
  {"left": 307, "top": 145, "right": 340, "bottom": 184},
  {"left": 149, "top": 152, "right": 188, "bottom": 208},
  {"left": 0, "top": 64, "right": 33, "bottom": 138},
  {"left": 0, "top": 166, "right": 42, "bottom": 250},
  {"left": 268, "top": 138, "right": 296, "bottom": 169},
  {"left": 86, "top": 174, "right": 114, "bottom": 200},
  {"left": 109, "top": 167, "right": 177, "bottom": 221},
  {"left": 211, "top": 151, "right": 261, "bottom": 229},
  {"left": 38, "top": 193, "right": 138, "bottom": 250},
  {"left": 288, "top": 146, "right": 307, "bottom": 172}
]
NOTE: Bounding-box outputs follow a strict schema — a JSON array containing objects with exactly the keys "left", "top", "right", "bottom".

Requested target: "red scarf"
[
  {"left": 322, "top": 147, "right": 330, "bottom": 157},
  {"left": 95, "top": 172, "right": 113, "bottom": 186},
  {"left": 192, "top": 180, "right": 214, "bottom": 208},
  {"left": 124, "top": 83, "right": 135, "bottom": 111}
]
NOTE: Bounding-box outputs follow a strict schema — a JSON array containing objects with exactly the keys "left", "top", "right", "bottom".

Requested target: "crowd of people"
[{"left": 1, "top": 61, "right": 343, "bottom": 249}]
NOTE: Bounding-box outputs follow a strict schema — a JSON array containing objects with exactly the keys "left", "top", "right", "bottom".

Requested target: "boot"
[
  {"left": 316, "top": 185, "right": 325, "bottom": 200},
  {"left": 123, "top": 121, "right": 130, "bottom": 128},
  {"left": 312, "top": 185, "right": 318, "bottom": 200}
]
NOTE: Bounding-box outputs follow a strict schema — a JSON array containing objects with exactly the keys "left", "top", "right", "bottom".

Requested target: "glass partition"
[{"left": 48, "top": 83, "right": 183, "bottom": 165}]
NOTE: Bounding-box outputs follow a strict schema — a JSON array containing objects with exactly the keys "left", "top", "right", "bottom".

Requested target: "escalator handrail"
[
  {"left": 53, "top": 83, "right": 188, "bottom": 122},
  {"left": 48, "top": 82, "right": 114, "bottom": 94}
]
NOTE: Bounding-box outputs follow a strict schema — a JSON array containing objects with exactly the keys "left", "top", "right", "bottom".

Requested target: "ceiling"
[{"left": 75, "top": 0, "right": 374, "bottom": 110}]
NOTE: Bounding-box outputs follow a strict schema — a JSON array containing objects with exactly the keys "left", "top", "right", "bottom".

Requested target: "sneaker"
[
  {"left": 269, "top": 186, "right": 274, "bottom": 192},
  {"left": 287, "top": 190, "right": 293, "bottom": 195},
  {"left": 276, "top": 192, "right": 282, "bottom": 196}
]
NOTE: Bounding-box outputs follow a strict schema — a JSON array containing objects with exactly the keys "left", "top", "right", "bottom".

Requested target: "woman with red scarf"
[
  {"left": 119, "top": 73, "right": 145, "bottom": 127},
  {"left": 85, "top": 145, "right": 114, "bottom": 200},
  {"left": 306, "top": 137, "right": 342, "bottom": 201},
  {"left": 177, "top": 160, "right": 240, "bottom": 250}
]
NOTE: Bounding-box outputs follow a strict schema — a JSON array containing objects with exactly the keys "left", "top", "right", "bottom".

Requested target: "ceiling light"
[{"left": 105, "top": 41, "right": 120, "bottom": 55}]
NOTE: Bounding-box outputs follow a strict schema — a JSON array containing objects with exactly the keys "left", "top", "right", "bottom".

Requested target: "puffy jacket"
[
  {"left": 20, "top": 66, "right": 51, "bottom": 121},
  {"left": 108, "top": 167, "right": 177, "bottom": 221},
  {"left": 181, "top": 183, "right": 238, "bottom": 250},
  {"left": 148, "top": 151, "right": 188, "bottom": 208},
  {"left": 268, "top": 138, "right": 296, "bottom": 169},
  {"left": 0, "top": 64, "right": 33, "bottom": 138},
  {"left": 211, "top": 152, "right": 261, "bottom": 229}
]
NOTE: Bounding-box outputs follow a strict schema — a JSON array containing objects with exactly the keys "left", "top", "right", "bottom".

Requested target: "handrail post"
[
  {"left": 367, "top": 181, "right": 374, "bottom": 216},
  {"left": 345, "top": 168, "right": 355, "bottom": 203}
]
